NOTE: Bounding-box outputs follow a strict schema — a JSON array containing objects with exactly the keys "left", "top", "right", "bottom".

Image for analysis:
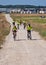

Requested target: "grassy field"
[
  {"left": 0, "top": 13, "right": 10, "bottom": 48},
  {"left": 11, "top": 13, "right": 46, "bottom": 39}
]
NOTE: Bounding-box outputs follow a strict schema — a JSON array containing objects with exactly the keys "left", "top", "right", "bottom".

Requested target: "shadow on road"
[
  {"left": 13, "top": 39, "right": 42, "bottom": 41},
  {"left": 31, "top": 39, "right": 42, "bottom": 40}
]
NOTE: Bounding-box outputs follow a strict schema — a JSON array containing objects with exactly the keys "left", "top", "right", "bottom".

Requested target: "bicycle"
[
  {"left": 13, "top": 31, "right": 17, "bottom": 41},
  {"left": 27, "top": 31, "right": 31, "bottom": 40}
]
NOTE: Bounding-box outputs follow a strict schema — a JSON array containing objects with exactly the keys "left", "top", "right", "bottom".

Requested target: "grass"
[
  {"left": 0, "top": 13, "right": 10, "bottom": 48},
  {"left": 31, "top": 23, "right": 46, "bottom": 39},
  {"left": 31, "top": 18, "right": 46, "bottom": 23},
  {"left": 11, "top": 13, "right": 46, "bottom": 39}
]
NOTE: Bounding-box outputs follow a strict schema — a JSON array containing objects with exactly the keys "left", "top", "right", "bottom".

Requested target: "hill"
[{"left": 0, "top": 5, "right": 46, "bottom": 8}]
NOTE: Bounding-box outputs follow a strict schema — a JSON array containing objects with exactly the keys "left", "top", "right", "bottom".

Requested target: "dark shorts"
[
  {"left": 27, "top": 30, "right": 31, "bottom": 33},
  {"left": 13, "top": 22, "right": 15, "bottom": 25},
  {"left": 13, "top": 30, "right": 17, "bottom": 35},
  {"left": 13, "top": 30, "right": 16, "bottom": 32}
]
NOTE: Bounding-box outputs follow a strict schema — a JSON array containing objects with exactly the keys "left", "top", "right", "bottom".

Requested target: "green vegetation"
[
  {"left": 0, "top": 14, "right": 10, "bottom": 48},
  {"left": 31, "top": 18, "right": 46, "bottom": 23},
  {"left": 31, "top": 23, "right": 46, "bottom": 39},
  {"left": 11, "top": 15, "right": 46, "bottom": 23}
]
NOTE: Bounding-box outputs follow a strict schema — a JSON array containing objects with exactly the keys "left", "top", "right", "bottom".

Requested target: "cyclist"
[
  {"left": 23, "top": 21, "right": 26, "bottom": 29},
  {"left": 17, "top": 21, "right": 20, "bottom": 29},
  {"left": 27, "top": 24, "right": 32, "bottom": 39},
  {"left": 12, "top": 25, "right": 17, "bottom": 40}
]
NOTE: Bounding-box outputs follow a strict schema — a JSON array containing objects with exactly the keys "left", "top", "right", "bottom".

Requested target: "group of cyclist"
[{"left": 12, "top": 21, "right": 32, "bottom": 40}]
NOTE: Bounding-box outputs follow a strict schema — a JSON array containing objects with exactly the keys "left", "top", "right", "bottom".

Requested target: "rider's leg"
[
  {"left": 29, "top": 31, "right": 31, "bottom": 39},
  {"left": 17, "top": 24, "right": 19, "bottom": 29},
  {"left": 27, "top": 31, "right": 29, "bottom": 39},
  {"left": 13, "top": 31, "right": 16, "bottom": 41},
  {"left": 24, "top": 23, "right": 25, "bottom": 29},
  {"left": 13, "top": 22, "right": 15, "bottom": 26}
]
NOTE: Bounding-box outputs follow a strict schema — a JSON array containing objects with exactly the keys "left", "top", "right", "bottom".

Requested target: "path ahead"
[{"left": 0, "top": 14, "right": 46, "bottom": 65}]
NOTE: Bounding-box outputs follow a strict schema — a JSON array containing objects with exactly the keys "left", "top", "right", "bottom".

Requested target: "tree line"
[{"left": 0, "top": 5, "right": 46, "bottom": 8}]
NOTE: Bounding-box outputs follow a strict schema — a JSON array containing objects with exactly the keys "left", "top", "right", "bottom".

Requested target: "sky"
[{"left": 0, "top": 0, "right": 46, "bottom": 6}]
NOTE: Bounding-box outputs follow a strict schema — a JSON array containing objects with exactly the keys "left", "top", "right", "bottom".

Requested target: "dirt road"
[{"left": 0, "top": 14, "right": 46, "bottom": 65}]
